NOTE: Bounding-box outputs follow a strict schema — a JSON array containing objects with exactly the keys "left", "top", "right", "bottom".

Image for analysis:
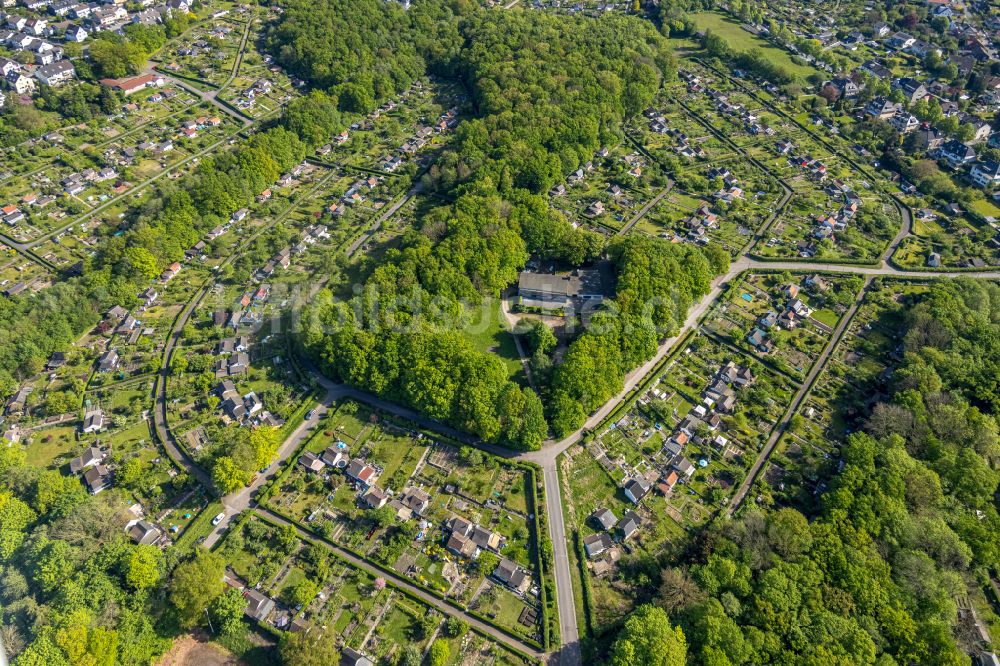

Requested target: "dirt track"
[{"left": 156, "top": 632, "right": 239, "bottom": 666}]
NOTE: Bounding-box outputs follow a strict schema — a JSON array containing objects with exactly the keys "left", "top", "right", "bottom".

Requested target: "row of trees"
[
  {"left": 700, "top": 31, "right": 797, "bottom": 86},
  {"left": 296, "top": 11, "right": 692, "bottom": 448},
  {"left": 548, "top": 236, "right": 727, "bottom": 435},
  {"left": 0, "top": 125, "right": 307, "bottom": 402}
]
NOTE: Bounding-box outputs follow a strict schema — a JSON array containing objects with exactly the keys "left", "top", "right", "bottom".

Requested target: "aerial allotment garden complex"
[{"left": 1, "top": 0, "right": 1000, "bottom": 665}]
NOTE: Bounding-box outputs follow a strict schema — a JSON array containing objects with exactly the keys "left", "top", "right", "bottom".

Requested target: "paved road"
[
  {"left": 543, "top": 463, "right": 580, "bottom": 665},
  {"left": 203, "top": 399, "right": 332, "bottom": 547},
  {"left": 346, "top": 181, "right": 424, "bottom": 257},
  {"left": 258, "top": 508, "right": 546, "bottom": 660},
  {"left": 141, "top": 41, "right": 996, "bottom": 662},
  {"left": 158, "top": 73, "right": 253, "bottom": 127},
  {"left": 152, "top": 290, "right": 215, "bottom": 490},
  {"left": 727, "top": 276, "right": 872, "bottom": 514}
]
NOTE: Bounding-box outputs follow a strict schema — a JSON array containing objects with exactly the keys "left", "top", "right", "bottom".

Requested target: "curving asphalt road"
[{"left": 145, "top": 43, "right": 1000, "bottom": 663}]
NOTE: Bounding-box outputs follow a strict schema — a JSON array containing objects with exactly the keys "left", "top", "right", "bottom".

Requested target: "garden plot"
[
  {"left": 318, "top": 79, "right": 469, "bottom": 174},
  {"left": 166, "top": 326, "right": 308, "bottom": 442},
  {"left": 218, "top": 517, "right": 534, "bottom": 666},
  {"left": 893, "top": 204, "right": 1000, "bottom": 270},
  {"left": 670, "top": 62, "right": 901, "bottom": 262},
  {"left": 564, "top": 327, "right": 801, "bottom": 631},
  {"left": 217, "top": 42, "right": 302, "bottom": 119},
  {"left": 560, "top": 438, "right": 690, "bottom": 631},
  {"left": 0, "top": 99, "right": 241, "bottom": 243},
  {"left": 264, "top": 400, "right": 544, "bottom": 642},
  {"left": 702, "top": 271, "right": 864, "bottom": 380},
  {"left": 0, "top": 247, "right": 52, "bottom": 296},
  {"left": 548, "top": 143, "right": 667, "bottom": 233},
  {"left": 758, "top": 282, "right": 929, "bottom": 513},
  {"left": 636, "top": 158, "right": 783, "bottom": 256},
  {"left": 631, "top": 95, "right": 736, "bottom": 169},
  {"left": 155, "top": 16, "right": 249, "bottom": 88},
  {"left": 0, "top": 86, "right": 198, "bottom": 180}
]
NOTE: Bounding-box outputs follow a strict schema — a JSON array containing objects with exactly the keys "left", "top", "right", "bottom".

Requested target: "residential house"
[
  {"left": 863, "top": 97, "right": 901, "bottom": 121},
  {"left": 891, "top": 111, "right": 920, "bottom": 133},
  {"left": 970, "top": 161, "right": 1000, "bottom": 189},
  {"left": 893, "top": 77, "right": 928, "bottom": 104},
  {"left": 618, "top": 511, "right": 641, "bottom": 540},
  {"left": 83, "top": 465, "right": 111, "bottom": 494},
  {"left": 591, "top": 508, "right": 617, "bottom": 531},
  {"left": 243, "top": 589, "right": 275, "bottom": 622},
  {"left": 911, "top": 125, "right": 945, "bottom": 151},
  {"left": 33, "top": 59, "right": 74, "bottom": 86},
  {"left": 344, "top": 459, "right": 379, "bottom": 488},
  {"left": 830, "top": 76, "right": 859, "bottom": 98},
  {"left": 720, "top": 361, "right": 755, "bottom": 387},
  {"left": 583, "top": 532, "right": 613, "bottom": 559},
  {"left": 860, "top": 60, "right": 892, "bottom": 79},
  {"left": 399, "top": 488, "right": 430, "bottom": 516},
  {"left": 298, "top": 451, "right": 325, "bottom": 473},
  {"left": 746, "top": 327, "right": 771, "bottom": 353},
  {"left": 492, "top": 560, "right": 531, "bottom": 595},
  {"left": 623, "top": 477, "right": 650, "bottom": 504},
  {"left": 517, "top": 269, "right": 606, "bottom": 311},
  {"left": 446, "top": 531, "right": 478, "bottom": 558},
  {"left": 126, "top": 520, "right": 162, "bottom": 545},
  {"left": 340, "top": 647, "right": 375, "bottom": 666},
  {"left": 97, "top": 349, "right": 119, "bottom": 372},
  {"left": 361, "top": 486, "right": 389, "bottom": 509},
  {"left": 69, "top": 446, "right": 105, "bottom": 473},
  {"left": 673, "top": 457, "right": 696, "bottom": 479},
  {"left": 959, "top": 114, "right": 993, "bottom": 145},
  {"left": 887, "top": 32, "right": 916, "bottom": 50},
  {"left": 82, "top": 407, "right": 104, "bottom": 434},
  {"left": 107, "top": 305, "right": 128, "bottom": 320},
  {"left": 7, "top": 72, "right": 35, "bottom": 94},
  {"left": 939, "top": 138, "right": 977, "bottom": 168},
  {"left": 657, "top": 470, "right": 680, "bottom": 495},
  {"left": 321, "top": 446, "right": 348, "bottom": 468},
  {"left": 64, "top": 23, "right": 87, "bottom": 41}
]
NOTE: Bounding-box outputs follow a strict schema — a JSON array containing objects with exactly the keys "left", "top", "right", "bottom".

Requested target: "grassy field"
[
  {"left": 24, "top": 426, "right": 78, "bottom": 468},
  {"left": 969, "top": 198, "right": 1000, "bottom": 219},
  {"left": 176, "top": 500, "right": 224, "bottom": 551},
  {"left": 461, "top": 296, "right": 525, "bottom": 381},
  {"left": 688, "top": 12, "right": 821, "bottom": 80}
]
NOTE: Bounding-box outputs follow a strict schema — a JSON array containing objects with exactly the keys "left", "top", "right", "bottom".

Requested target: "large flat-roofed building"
[{"left": 517, "top": 269, "right": 606, "bottom": 310}]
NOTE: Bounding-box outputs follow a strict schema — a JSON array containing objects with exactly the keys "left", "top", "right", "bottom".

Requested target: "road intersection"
[{"left": 142, "top": 45, "right": 1000, "bottom": 662}]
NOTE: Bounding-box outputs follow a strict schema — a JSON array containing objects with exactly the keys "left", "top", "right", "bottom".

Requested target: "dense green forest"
[
  {"left": 296, "top": 10, "right": 727, "bottom": 447},
  {"left": 608, "top": 279, "right": 1000, "bottom": 665},
  {"left": 0, "top": 449, "right": 175, "bottom": 664},
  {"left": 266, "top": 0, "right": 467, "bottom": 112},
  {"left": 430, "top": 11, "right": 673, "bottom": 193}
]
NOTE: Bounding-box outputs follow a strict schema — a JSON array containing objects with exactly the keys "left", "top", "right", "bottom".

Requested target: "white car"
[{"left": 211, "top": 512, "right": 226, "bottom": 526}]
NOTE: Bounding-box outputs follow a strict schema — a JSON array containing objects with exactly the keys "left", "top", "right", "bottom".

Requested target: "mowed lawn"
[
  {"left": 461, "top": 296, "right": 525, "bottom": 382},
  {"left": 969, "top": 198, "right": 1000, "bottom": 219},
  {"left": 688, "top": 12, "right": 822, "bottom": 81}
]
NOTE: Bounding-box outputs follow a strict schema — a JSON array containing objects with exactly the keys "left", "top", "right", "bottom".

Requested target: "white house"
[
  {"left": 970, "top": 161, "right": 1000, "bottom": 189},
  {"left": 33, "top": 59, "right": 74, "bottom": 86}
]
